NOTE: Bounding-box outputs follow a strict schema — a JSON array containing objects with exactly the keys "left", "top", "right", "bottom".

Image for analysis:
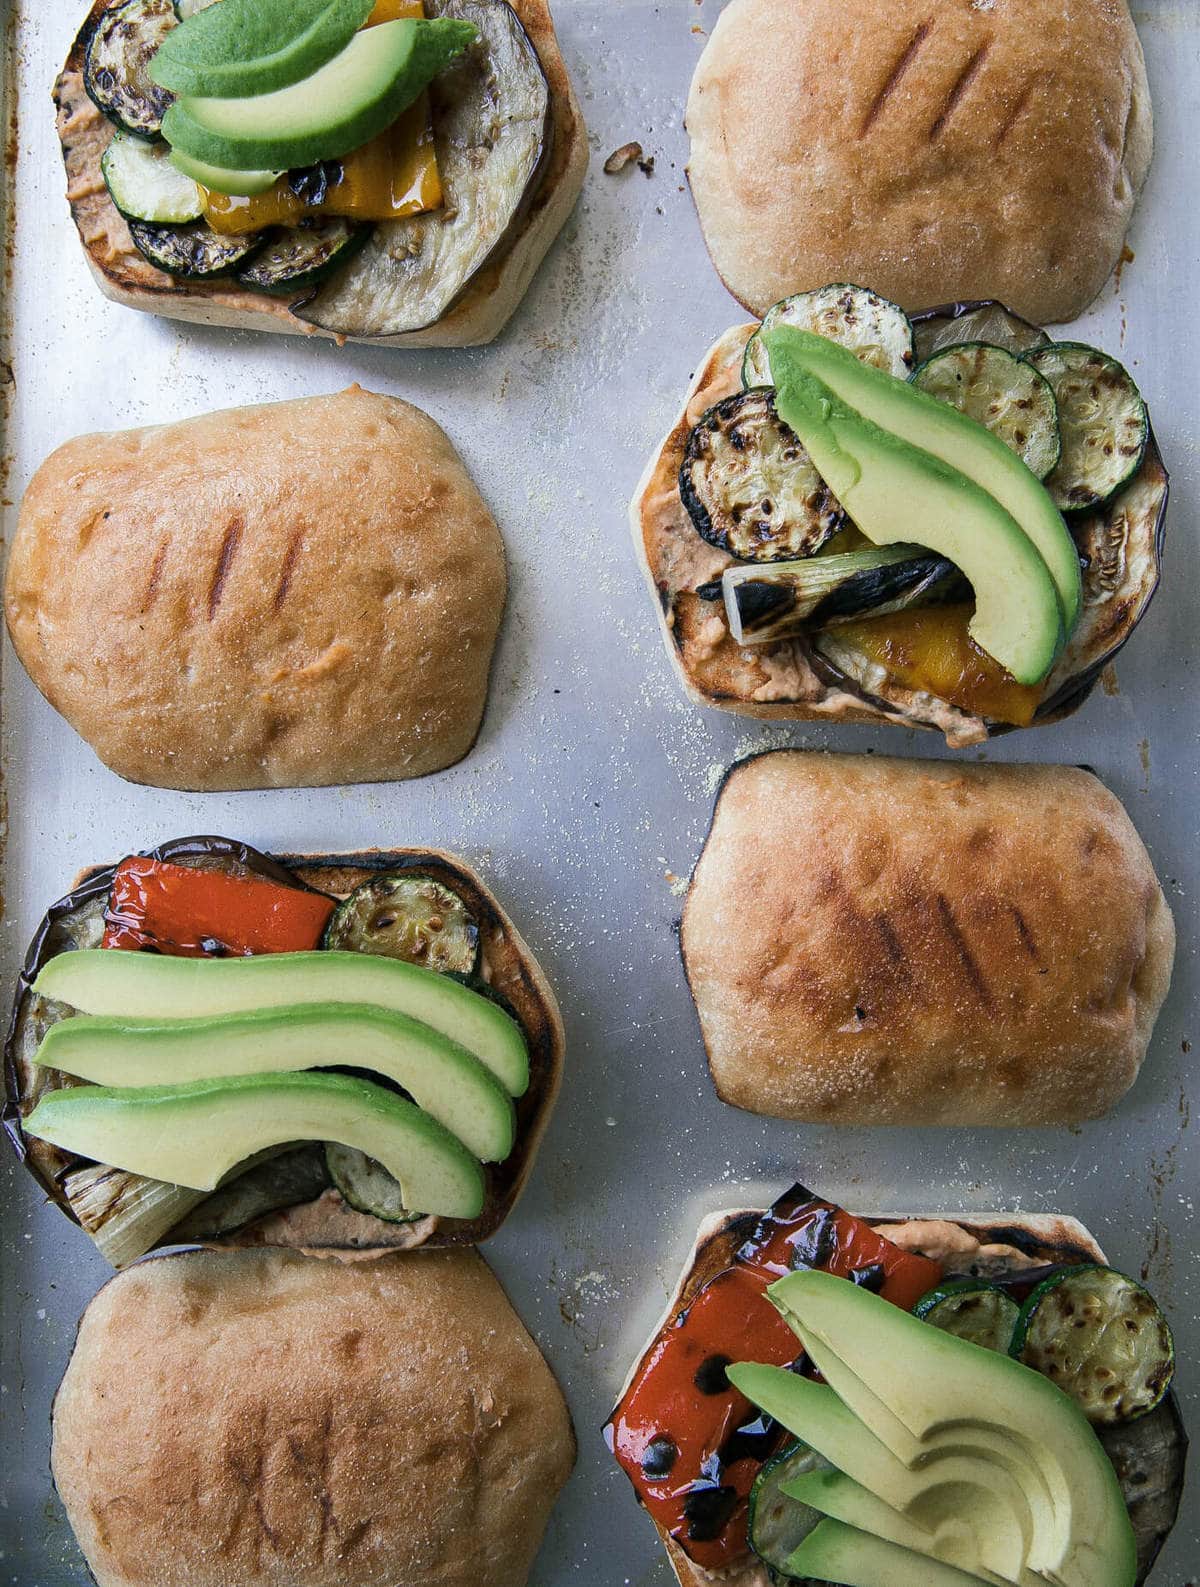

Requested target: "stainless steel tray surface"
[{"left": 1, "top": 3, "right": 1196, "bottom": 1581}]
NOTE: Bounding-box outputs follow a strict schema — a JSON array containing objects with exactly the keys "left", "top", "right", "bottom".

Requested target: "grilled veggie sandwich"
[
  {"left": 56, "top": 0, "right": 587, "bottom": 345},
  {"left": 606, "top": 1182, "right": 1186, "bottom": 1587},
  {"left": 4, "top": 835, "right": 564, "bottom": 1265},
  {"left": 633, "top": 287, "right": 1166, "bottom": 744}
]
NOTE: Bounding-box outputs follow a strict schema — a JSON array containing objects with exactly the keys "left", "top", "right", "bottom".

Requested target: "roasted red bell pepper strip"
[
  {"left": 102, "top": 857, "right": 334, "bottom": 957},
  {"left": 605, "top": 1184, "right": 943, "bottom": 1571}
]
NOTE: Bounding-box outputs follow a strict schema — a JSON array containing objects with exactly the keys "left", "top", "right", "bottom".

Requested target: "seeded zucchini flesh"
[
  {"left": 680, "top": 389, "right": 844, "bottom": 563},
  {"left": 102, "top": 129, "right": 204, "bottom": 223},
  {"left": 235, "top": 219, "right": 370, "bottom": 295},
  {"left": 747, "top": 1439, "right": 827, "bottom": 1573},
  {"left": 1025, "top": 343, "right": 1149, "bottom": 512},
  {"left": 912, "top": 342, "right": 1061, "bottom": 480},
  {"left": 128, "top": 217, "right": 266, "bottom": 277},
  {"left": 326, "top": 1142, "right": 421, "bottom": 1223},
  {"left": 743, "top": 284, "right": 914, "bottom": 387},
  {"left": 85, "top": 0, "right": 179, "bottom": 139},
  {"left": 1012, "top": 1265, "right": 1175, "bottom": 1425},
  {"left": 323, "top": 873, "right": 481, "bottom": 975},
  {"left": 914, "top": 1280, "right": 1020, "bottom": 1353}
]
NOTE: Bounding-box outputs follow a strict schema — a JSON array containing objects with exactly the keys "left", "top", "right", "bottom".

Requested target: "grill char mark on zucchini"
[
  {"left": 84, "top": 0, "right": 179, "bottom": 140},
  {"left": 1025, "top": 343, "right": 1149, "bottom": 512},
  {"left": 743, "top": 284, "right": 914, "bottom": 388},
  {"left": 912, "top": 341, "right": 1061, "bottom": 480},
  {"left": 235, "top": 219, "right": 371, "bottom": 297},
  {"left": 128, "top": 218, "right": 267, "bottom": 278},
  {"left": 680, "top": 389, "right": 844, "bottom": 564}
]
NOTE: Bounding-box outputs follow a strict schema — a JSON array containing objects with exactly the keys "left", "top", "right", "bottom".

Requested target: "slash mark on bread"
[
  {"left": 273, "top": 530, "right": 305, "bottom": 613},
  {"left": 929, "top": 42, "right": 992, "bottom": 139},
  {"left": 1010, "top": 905, "right": 1042, "bottom": 965},
  {"left": 140, "top": 538, "right": 168, "bottom": 615},
  {"left": 207, "top": 517, "right": 243, "bottom": 621},
  {"left": 934, "top": 892, "right": 993, "bottom": 1009},
  {"left": 860, "top": 20, "right": 933, "bottom": 136},
  {"left": 993, "top": 75, "right": 1039, "bottom": 149}
]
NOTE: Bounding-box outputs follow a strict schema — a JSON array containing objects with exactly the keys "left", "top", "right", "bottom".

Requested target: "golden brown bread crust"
[
  {"left": 641, "top": 1206, "right": 1105, "bottom": 1587},
  {"left": 685, "top": 0, "right": 1152, "bottom": 325},
  {"left": 54, "top": 0, "right": 588, "bottom": 347},
  {"left": 681, "top": 752, "right": 1175, "bottom": 1126},
  {"left": 51, "top": 1246, "right": 576, "bottom": 1587},
  {"left": 5, "top": 388, "right": 506, "bottom": 790},
  {"left": 10, "top": 844, "right": 565, "bottom": 1254}
]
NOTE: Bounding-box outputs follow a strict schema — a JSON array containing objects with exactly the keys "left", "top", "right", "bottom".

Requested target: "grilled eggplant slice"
[
  {"left": 84, "top": 0, "right": 178, "bottom": 140},
  {"left": 102, "top": 129, "right": 203, "bottom": 223},
  {"left": 1102, "top": 1393, "right": 1188, "bottom": 1584},
  {"left": 128, "top": 217, "right": 266, "bottom": 277},
  {"left": 323, "top": 873, "right": 481, "bottom": 974},
  {"left": 172, "top": 1144, "right": 332, "bottom": 1239},
  {"left": 743, "top": 283, "right": 913, "bottom": 387},
  {"left": 299, "top": 0, "right": 552, "bottom": 336},
  {"left": 1025, "top": 343, "right": 1149, "bottom": 512},
  {"left": 235, "top": 219, "right": 370, "bottom": 296},
  {"left": 911, "top": 299, "right": 1050, "bottom": 363},
  {"left": 723, "top": 545, "right": 953, "bottom": 646},
  {"left": 912, "top": 342, "right": 1061, "bottom": 479},
  {"left": 681, "top": 389, "right": 843, "bottom": 563}
]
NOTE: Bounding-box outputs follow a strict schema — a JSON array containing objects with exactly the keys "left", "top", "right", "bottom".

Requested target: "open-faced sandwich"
[
  {"left": 682, "top": 752, "right": 1175, "bottom": 1126},
  {"left": 632, "top": 288, "right": 1167, "bottom": 744},
  {"left": 56, "top": 0, "right": 587, "bottom": 345},
  {"left": 52, "top": 1245, "right": 576, "bottom": 1587},
  {"left": 685, "top": 0, "right": 1151, "bottom": 326},
  {"left": 3, "top": 835, "right": 563, "bottom": 1266},
  {"left": 5, "top": 388, "right": 506, "bottom": 790},
  {"left": 606, "top": 1181, "right": 1186, "bottom": 1586}
]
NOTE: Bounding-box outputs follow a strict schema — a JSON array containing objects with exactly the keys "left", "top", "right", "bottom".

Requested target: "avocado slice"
[
  {"left": 785, "top": 1468, "right": 1039, "bottom": 1587},
  {"left": 765, "top": 331, "right": 1064, "bottom": 685},
  {"left": 34, "top": 949, "right": 528, "bottom": 1097},
  {"left": 151, "top": 0, "right": 375, "bottom": 100},
  {"left": 35, "top": 1002, "right": 515, "bottom": 1163},
  {"left": 168, "top": 149, "right": 283, "bottom": 196},
  {"left": 726, "top": 1366, "right": 1043, "bottom": 1584},
  {"left": 764, "top": 326, "right": 1082, "bottom": 629},
  {"left": 24, "top": 1071, "right": 484, "bottom": 1218},
  {"left": 763, "top": 1270, "right": 1138, "bottom": 1586},
  {"left": 787, "top": 1519, "right": 988, "bottom": 1586},
  {"left": 161, "top": 17, "right": 477, "bottom": 173}
]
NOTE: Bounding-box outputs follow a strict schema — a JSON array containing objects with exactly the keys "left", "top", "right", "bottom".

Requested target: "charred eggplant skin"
[{"left": 680, "top": 388, "right": 843, "bottom": 563}]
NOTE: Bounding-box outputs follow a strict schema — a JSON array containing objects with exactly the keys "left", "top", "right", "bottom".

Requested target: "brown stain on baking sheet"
[
  {"left": 1141, "top": 1090, "right": 1189, "bottom": 1292},
  {"left": 207, "top": 516, "right": 243, "bottom": 620},
  {"left": 860, "top": 20, "right": 933, "bottom": 135},
  {"left": 929, "top": 42, "right": 991, "bottom": 139}
]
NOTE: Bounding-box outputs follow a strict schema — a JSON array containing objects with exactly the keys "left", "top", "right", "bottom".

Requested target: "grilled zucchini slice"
[
  {"left": 747, "top": 1439, "right": 827, "bottom": 1574},
  {"left": 912, "top": 342, "right": 1061, "bottom": 479},
  {"left": 914, "top": 1279, "right": 1020, "bottom": 1353},
  {"left": 743, "top": 284, "right": 914, "bottom": 388},
  {"left": 127, "top": 217, "right": 266, "bottom": 277},
  {"left": 680, "top": 389, "right": 844, "bottom": 563},
  {"left": 235, "top": 220, "right": 371, "bottom": 296},
  {"left": 1024, "top": 343, "right": 1149, "bottom": 512},
  {"left": 102, "top": 129, "right": 203, "bottom": 223},
  {"left": 323, "top": 873, "right": 480, "bottom": 975},
  {"left": 85, "top": 0, "right": 179, "bottom": 140},
  {"left": 1012, "top": 1266, "right": 1174, "bottom": 1425},
  {"left": 326, "top": 1142, "right": 421, "bottom": 1223}
]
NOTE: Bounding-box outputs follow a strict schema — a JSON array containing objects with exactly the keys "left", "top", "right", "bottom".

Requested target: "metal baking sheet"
[{"left": 1, "top": 3, "right": 1196, "bottom": 1581}]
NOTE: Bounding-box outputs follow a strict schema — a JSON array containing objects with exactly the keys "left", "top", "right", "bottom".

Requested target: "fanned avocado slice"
[
  {"left": 24, "top": 1071, "right": 484, "bottom": 1219},
  {"left": 151, "top": 0, "right": 376, "bottom": 99}
]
